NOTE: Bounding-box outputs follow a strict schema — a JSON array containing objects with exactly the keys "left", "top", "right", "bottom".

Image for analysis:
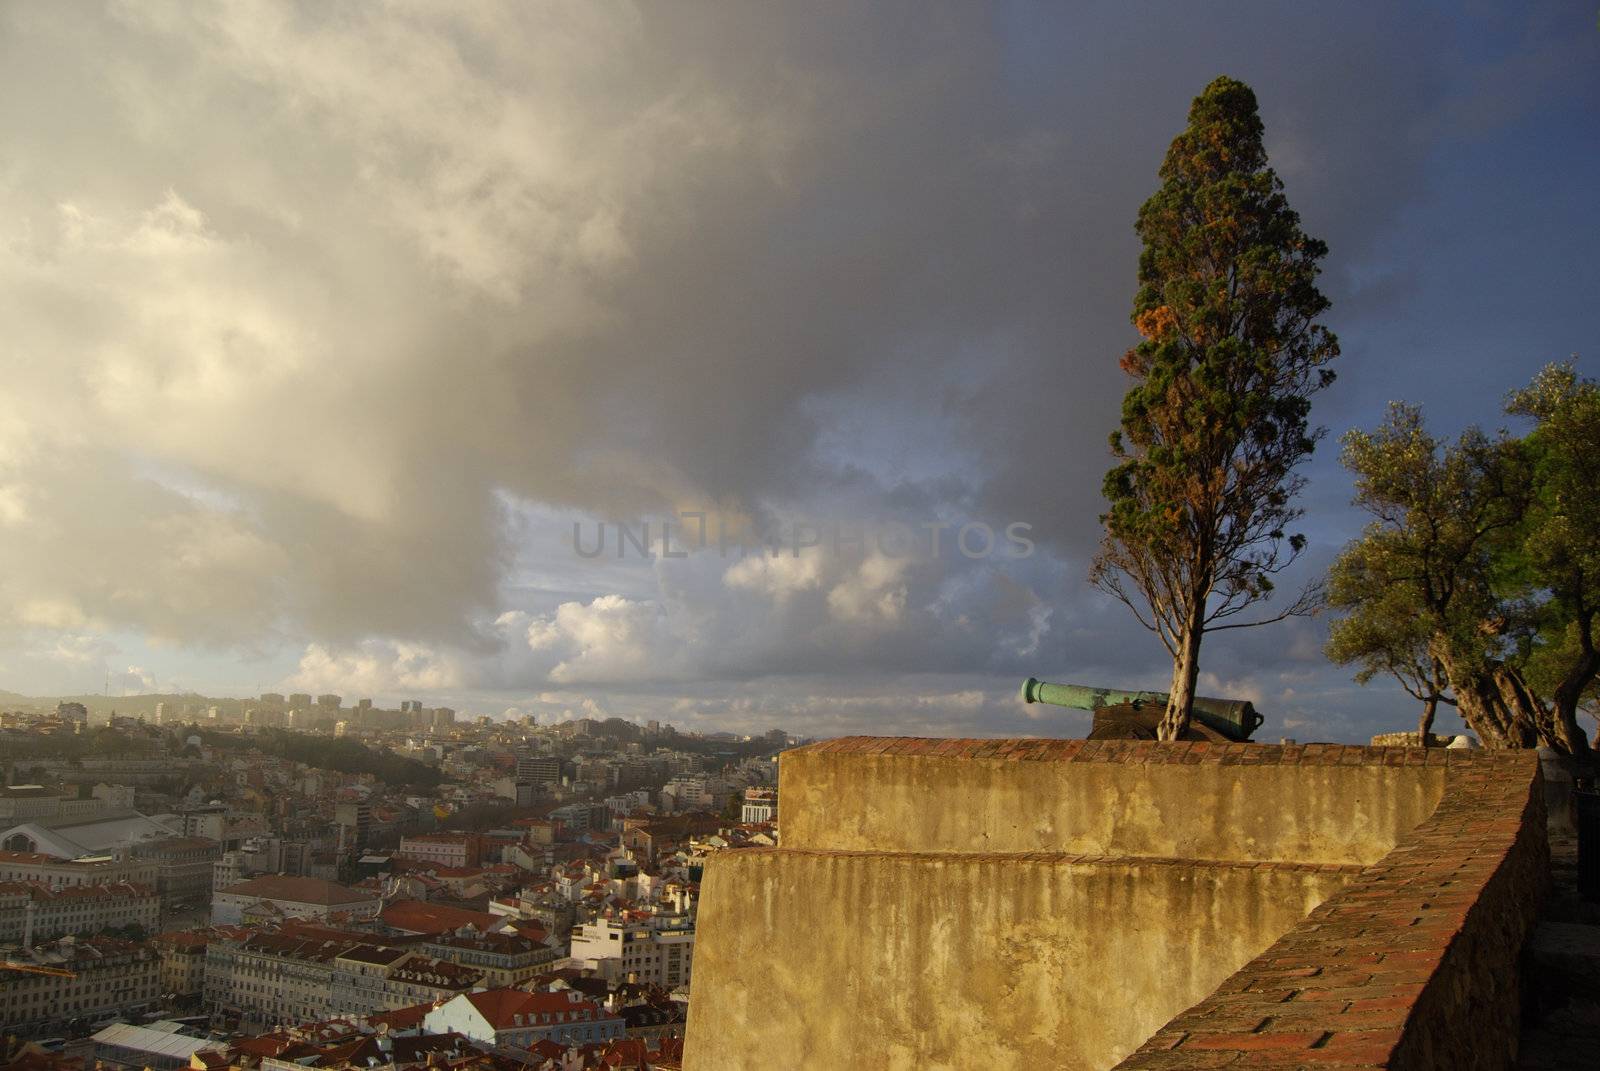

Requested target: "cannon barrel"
[{"left": 1019, "top": 677, "right": 1264, "bottom": 741}]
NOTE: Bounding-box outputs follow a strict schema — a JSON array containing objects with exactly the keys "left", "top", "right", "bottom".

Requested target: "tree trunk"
[
  {"left": 1434, "top": 640, "right": 1591, "bottom": 758},
  {"left": 1550, "top": 649, "right": 1597, "bottom": 761},
  {"left": 1158, "top": 607, "right": 1205, "bottom": 741},
  {"left": 1417, "top": 697, "right": 1437, "bottom": 746},
  {"left": 1437, "top": 652, "right": 1528, "bottom": 749}
]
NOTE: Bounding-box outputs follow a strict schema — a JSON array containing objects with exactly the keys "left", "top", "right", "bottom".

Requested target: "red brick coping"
[
  {"left": 799, "top": 735, "right": 1469, "bottom": 768},
  {"left": 793, "top": 739, "right": 1548, "bottom": 1069}
]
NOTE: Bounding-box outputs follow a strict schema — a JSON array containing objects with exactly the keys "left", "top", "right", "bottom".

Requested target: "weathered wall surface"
[
  {"left": 1115, "top": 750, "right": 1546, "bottom": 1071},
  {"left": 686, "top": 741, "right": 1545, "bottom": 1071},
  {"left": 780, "top": 738, "right": 1449, "bottom": 866},
  {"left": 686, "top": 849, "right": 1359, "bottom": 1071}
]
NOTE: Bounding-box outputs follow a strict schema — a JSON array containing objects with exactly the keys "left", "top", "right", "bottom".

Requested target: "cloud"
[
  {"left": 117, "top": 665, "right": 160, "bottom": 693},
  {"left": 526, "top": 595, "right": 687, "bottom": 685},
  {"left": 0, "top": 3, "right": 1593, "bottom": 740},
  {"left": 289, "top": 641, "right": 468, "bottom": 696}
]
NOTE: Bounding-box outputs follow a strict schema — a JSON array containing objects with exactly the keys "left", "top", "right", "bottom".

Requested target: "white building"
[
  {"left": 568, "top": 915, "right": 695, "bottom": 989},
  {"left": 659, "top": 777, "right": 714, "bottom": 813},
  {"left": 422, "top": 988, "right": 622, "bottom": 1048},
  {"left": 741, "top": 788, "right": 777, "bottom": 825}
]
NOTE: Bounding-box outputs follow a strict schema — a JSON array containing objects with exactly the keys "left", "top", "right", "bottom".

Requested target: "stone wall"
[
  {"left": 779, "top": 738, "right": 1449, "bottom": 865},
  {"left": 1115, "top": 749, "right": 1547, "bottom": 1070},
  {"left": 684, "top": 739, "right": 1546, "bottom": 1071},
  {"left": 691, "top": 849, "right": 1359, "bottom": 1069}
]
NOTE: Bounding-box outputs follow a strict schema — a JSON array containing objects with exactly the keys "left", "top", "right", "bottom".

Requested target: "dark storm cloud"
[{"left": 0, "top": 2, "right": 1595, "bottom": 738}]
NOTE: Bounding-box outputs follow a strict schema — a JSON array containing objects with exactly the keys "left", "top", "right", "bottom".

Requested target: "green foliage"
[
  {"left": 199, "top": 727, "right": 443, "bottom": 787},
  {"left": 1092, "top": 76, "right": 1337, "bottom": 732},
  {"left": 1327, "top": 365, "right": 1600, "bottom": 755},
  {"left": 1325, "top": 405, "right": 1520, "bottom": 728}
]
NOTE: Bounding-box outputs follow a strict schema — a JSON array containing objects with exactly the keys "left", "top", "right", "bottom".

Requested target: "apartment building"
[
  {"left": 154, "top": 929, "right": 219, "bottom": 1002},
  {"left": 0, "top": 849, "right": 158, "bottom": 889},
  {"left": 419, "top": 930, "right": 559, "bottom": 987},
  {"left": 740, "top": 788, "right": 777, "bottom": 824},
  {"left": 203, "top": 929, "right": 483, "bottom": 1025},
  {"left": 0, "top": 936, "right": 160, "bottom": 1033},
  {"left": 568, "top": 915, "right": 695, "bottom": 989},
  {"left": 0, "top": 785, "right": 106, "bottom": 823},
  {"left": 0, "top": 880, "right": 159, "bottom": 944},
  {"left": 395, "top": 833, "right": 480, "bottom": 869}
]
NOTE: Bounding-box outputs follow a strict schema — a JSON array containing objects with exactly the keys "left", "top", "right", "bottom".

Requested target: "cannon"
[{"left": 1019, "top": 677, "right": 1264, "bottom": 742}]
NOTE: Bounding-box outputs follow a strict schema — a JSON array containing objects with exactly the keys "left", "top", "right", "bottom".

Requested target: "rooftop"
[{"left": 219, "top": 875, "right": 376, "bottom": 906}]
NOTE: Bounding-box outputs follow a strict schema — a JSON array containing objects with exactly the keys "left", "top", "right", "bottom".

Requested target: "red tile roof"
[
  {"left": 461, "top": 988, "right": 600, "bottom": 1030},
  {"left": 218, "top": 875, "right": 376, "bottom": 906},
  {"left": 381, "top": 899, "right": 503, "bottom": 935}
]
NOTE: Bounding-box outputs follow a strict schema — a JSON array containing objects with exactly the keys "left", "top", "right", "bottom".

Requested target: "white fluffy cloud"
[{"left": 290, "top": 642, "right": 468, "bottom": 695}]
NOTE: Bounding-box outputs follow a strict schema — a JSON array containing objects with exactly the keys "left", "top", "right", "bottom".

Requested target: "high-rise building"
[
  {"left": 260, "top": 693, "right": 286, "bottom": 706},
  {"left": 288, "top": 693, "right": 312, "bottom": 708},
  {"left": 317, "top": 693, "right": 342, "bottom": 710},
  {"left": 431, "top": 707, "right": 456, "bottom": 730},
  {"left": 516, "top": 755, "right": 561, "bottom": 785}
]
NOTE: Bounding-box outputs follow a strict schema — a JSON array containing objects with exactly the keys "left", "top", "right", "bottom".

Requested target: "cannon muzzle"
[{"left": 1019, "top": 677, "right": 1264, "bottom": 742}]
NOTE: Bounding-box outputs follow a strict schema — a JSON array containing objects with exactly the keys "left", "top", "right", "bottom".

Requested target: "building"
[
  {"left": 740, "top": 788, "right": 777, "bottom": 825},
  {"left": 568, "top": 915, "right": 694, "bottom": 989},
  {"left": 0, "top": 880, "right": 159, "bottom": 944},
  {"left": 154, "top": 929, "right": 219, "bottom": 1002},
  {"left": 0, "top": 810, "right": 179, "bottom": 858},
  {"left": 0, "top": 936, "right": 160, "bottom": 1033},
  {"left": 180, "top": 804, "right": 227, "bottom": 843},
  {"left": 211, "top": 875, "right": 380, "bottom": 926},
  {"left": 395, "top": 833, "right": 480, "bottom": 869},
  {"left": 419, "top": 930, "right": 559, "bottom": 987},
  {"left": 142, "top": 836, "right": 222, "bottom": 912},
  {"left": 0, "top": 812, "right": 218, "bottom": 913},
  {"left": 515, "top": 755, "right": 561, "bottom": 786},
  {"left": 333, "top": 802, "right": 372, "bottom": 853},
  {"left": 620, "top": 814, "right": 722, "bottom": 864},
  {"left": 213, "top": 851, "right": 245, "bottom": 892},
  {"left": 431, "top": 708, "right": 456, "bottom": 730},
  {"left": 0, "top": 848, "right": 158, "bottom": 889},
  {"left": 422, "top": 988, "right": 624, "bottom": 1048},
  {"left": 90, "top": 1022, "right": 210, "bottom": 1071},
  {"left": 203, "top": 928, "right": 483, "bottom": 1025},
  {"left": 659, "top": 777, "right": 715, "bottom": 812},
  {"left": 0, "top": 785, "right": 105, "bottom": 823}
]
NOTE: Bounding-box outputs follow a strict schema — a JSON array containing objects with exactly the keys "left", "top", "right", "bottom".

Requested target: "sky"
[{"left": 0, "top": 2, "right": 1596, "bottom": 741}]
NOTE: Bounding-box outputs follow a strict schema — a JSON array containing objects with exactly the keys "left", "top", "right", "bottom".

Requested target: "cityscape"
[{"left": 2, "top": 694, "right": 782, "bottom": 1068}]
